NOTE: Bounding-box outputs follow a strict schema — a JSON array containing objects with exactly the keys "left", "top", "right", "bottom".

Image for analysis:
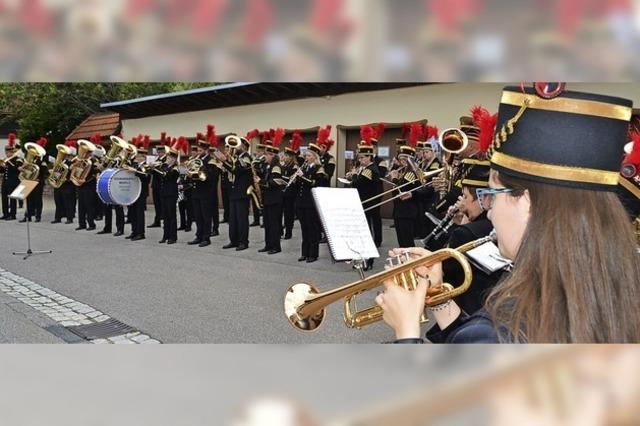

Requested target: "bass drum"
[{"left": 96, "top": 168, "right": 141, "bottom": 206}]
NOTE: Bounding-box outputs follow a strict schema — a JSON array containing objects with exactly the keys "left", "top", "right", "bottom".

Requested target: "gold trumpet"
[
  {"left": 284, "top": 233, "right": 496, "bottom": 331},
  {"left": 0, "top": 150, "right": 22, "bottom": 168}
]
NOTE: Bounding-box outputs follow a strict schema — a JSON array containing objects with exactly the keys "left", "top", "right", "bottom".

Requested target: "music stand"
[{"left": 9, "top": 180, "right": 53, "bottom": 260}]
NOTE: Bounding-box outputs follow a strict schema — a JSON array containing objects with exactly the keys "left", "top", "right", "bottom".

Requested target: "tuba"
[
  {"left": 284, "top": 233, "right": 496, "bottom": 331},
  {"left": 70, "top": 139, "right": 96, "bottom": 186},
  {"left": 102, "top": 136, "right": 129, "bottom": 170},
  {"left": 18, "top": 142, "right": 47, "bottom": 181},
  {"left": 47, "top": 144, "right": 73, "bottom": 188}
]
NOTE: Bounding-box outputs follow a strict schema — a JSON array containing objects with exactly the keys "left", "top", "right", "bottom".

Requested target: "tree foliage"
[{"left": 0, "top": 83, "right": 211, "bottom": 153}]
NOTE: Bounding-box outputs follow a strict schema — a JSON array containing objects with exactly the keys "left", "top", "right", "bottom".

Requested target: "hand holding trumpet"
[{"left": 375, "top": 247, "right": 446, "bottom": 339}]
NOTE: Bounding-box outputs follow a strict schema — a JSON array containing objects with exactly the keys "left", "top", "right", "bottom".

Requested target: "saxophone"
[
  {"left": 247, "top": 154, "right": 263, "bottom": 210},
  {"left": 47, "top": 144, "right": 73, "bottom": 188}
]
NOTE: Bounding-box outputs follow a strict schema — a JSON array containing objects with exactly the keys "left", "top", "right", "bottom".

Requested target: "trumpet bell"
[
  {"left": 284, "top": 283, "right": 326, "bottom": 332},
  {"left": 439, "top": 128, "right": 469, "bottom": 155}
]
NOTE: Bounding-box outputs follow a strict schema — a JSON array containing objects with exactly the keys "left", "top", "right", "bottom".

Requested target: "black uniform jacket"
[
  {"left": 350, "top": 162, "right": 382, "bottom": 210},
  {"left": 260, "top": 160, "right": 284, "bottom": 206},
  {"left": 296, "top": 163, "right": 329, "bottom": 208}
]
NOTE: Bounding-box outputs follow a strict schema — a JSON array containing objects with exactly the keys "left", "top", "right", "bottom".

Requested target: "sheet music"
[
  {"left": 466, "top": 241, "right": 512, "bottom": 274},
  {"left": 312, "top": 188, "right": 379, "bottom": 261}
]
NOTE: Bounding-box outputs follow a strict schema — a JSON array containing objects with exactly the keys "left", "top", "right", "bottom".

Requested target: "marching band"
[{"left": 2, "top": 84, "right": 640, "bottom": 344}]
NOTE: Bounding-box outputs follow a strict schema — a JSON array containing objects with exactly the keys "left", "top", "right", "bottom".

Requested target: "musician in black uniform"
[
  {"left": 20, "top": 138, "right": 48, "bottom": 223},
  {"left": 295, "top": 142, "right": 329, "bottom": 263},
  {"left": 349, "top": 138, "right": 382, "bottom": 270},
  {"left": 281, "top": 131, "right": 302, "bottom": 239},
  {"left": 188, "top": 135, "right": 218, "bottom": 247},
  {"left": 177, "top": 152, "right": 194, "bottom": 232},
  {"left": 379, "top": 85, "right": 640, "bottom": 344},
  {"left": 351, "top": 126, "right": 383, "bottom": 248},
  {"left": 75, "top": 149, "right": 99, "bottom": 231},
  {"left": 317, "top": 126, "right": 334, "bottom": 244},
  {"left": 148, "top": 137, "right": 167, "bottom": 228},
  {"left": 250, "top": 140, "right": 266, "bottom": 227},
  {"left": 415, "top": 136, "right": 442, "bottom": 239},
  {"left": 440, "top": 160, "right": 502, "bottom": 315},
  {"left": 98, "top": 140, "right": 125, "bottom": 236},
  {"left": 217, "top": 136, "right": 252, "bottom": 251},
  {"left": 258, "top": 134, "right": 285, "bottom": 254},
  {"left": 1, "top": 136, "right": 20, "bottom": 220},
  {"left": 220, "top": 144, "right": 232, "bottom": 224},
  {"left": 159, "top": 139, "right": 183, "bottom": 244},
  {"left": 127, "top": 140, "right": 150, "bottom": 241},
  {"left": 389, "top": 135, "right": 421, "bottom": 248},
  {"left": 56, "top": 142, "right": 77, "bottom": 224}
]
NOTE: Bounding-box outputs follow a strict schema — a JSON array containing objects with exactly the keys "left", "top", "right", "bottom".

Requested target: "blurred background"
[
  {"left": 0, "top": 345, "right": 638, "bottom": 425},
  {"left": 1, "top": 0, "right": 640, "bottom": 81}
]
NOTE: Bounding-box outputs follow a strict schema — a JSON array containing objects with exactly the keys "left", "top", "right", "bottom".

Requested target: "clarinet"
[
  {"left": 422, "top": 206, "right": 459, "bottom": 247},
  {"left": 282, "top": 161, "right": 308, "bottom": 192}
]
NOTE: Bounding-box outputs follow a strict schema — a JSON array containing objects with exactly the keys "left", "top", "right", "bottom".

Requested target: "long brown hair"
[{"left": 486, "top": 172, "right": 640, "bottom": 343}]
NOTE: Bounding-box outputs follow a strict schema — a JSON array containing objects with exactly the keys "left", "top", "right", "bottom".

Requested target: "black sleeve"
[{"left": 425, "top": 311, "right": 499, "bottom": 343}]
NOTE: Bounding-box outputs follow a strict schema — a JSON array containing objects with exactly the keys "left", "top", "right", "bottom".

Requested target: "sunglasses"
[{"left": 476, "top": 187, "right": 515, "bottom": 211}]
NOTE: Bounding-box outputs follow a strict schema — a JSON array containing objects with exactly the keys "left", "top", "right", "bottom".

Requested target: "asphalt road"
[{"left": 0, "top": 197, "right": 434, "bottom": 343}]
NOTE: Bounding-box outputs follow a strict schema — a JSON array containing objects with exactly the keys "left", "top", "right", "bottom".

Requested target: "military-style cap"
[{"left": 489, "top": 84, "right": 633, "bottom": 191}]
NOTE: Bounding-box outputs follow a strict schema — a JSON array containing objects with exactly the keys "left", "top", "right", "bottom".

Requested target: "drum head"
[{"left": 97, "top": 168, "right": 141, "bottom": 206}]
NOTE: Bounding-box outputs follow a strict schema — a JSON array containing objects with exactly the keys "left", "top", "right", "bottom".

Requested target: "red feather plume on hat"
[
  {"left": 374, "top": 122, "right": 385, "bottom": 140},
  {"left": 208, "top": 128, "right": 219, "bottom": 148},
  {"left": 196, "top": 132, "right": 204, "bottom": 141},
  {"left": 290, "top": 130, "right": 303, "bottom": 152},
  {"left": 425, "top": 125, "right": 439, "bottom": 141},
  {"left": 206, "top": 124, "right": 214, "bottom": 138},
  {"left": 409, "top": 123, "right": 422, "bottom": 147},
  {"left": 316, "top": 125, "right": 331, "bottom": 146},
  {"left": 360, "top": 124, "right": 375, "bottom": 145},
  {"left": 272, "top": 128, "right": 285, "bottom": 148},
  {"left": 160, "top": 132, "right": 167, "bottom": 144},
  {"left": 261, "top": 130, "right": 270, "bottom": 144},
  {"left": 37, "top": 136, "right": 48, "bottom": 148},
  {"left": 64, "top": 139, "right": 76, "bottom": 148},
  {"left": 623, "top": 131, "right": 640, "bottom": 178},
  {"left": 91, "top": 133, "right": 102, "bottom": 146},
  {"left": 325, "top": 138, "right": 335, "bottom": 149},
  {"left": 400, "top": 123, "right": 410, "bottom": 140},
  {"left": 7, "top": 133, "right": 16, "bottom": 147},
  {"left": 470, "top": 105, "right": 498, "bottom": 154},
  {"left": 142, "top": 135, "right": 151, "bottom": 151},
  {"left": 245, "top": 128, "right": 260, "bottom": 140}
]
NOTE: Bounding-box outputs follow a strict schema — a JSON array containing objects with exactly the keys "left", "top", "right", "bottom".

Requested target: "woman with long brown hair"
[{"left": 376, "top": 85, "right": 640, "bottom": 343}]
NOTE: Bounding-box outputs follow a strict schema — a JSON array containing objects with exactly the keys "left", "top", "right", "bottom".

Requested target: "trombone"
[
  {"left": 284, "top": 233, "right": 496, "bottom": 331},
  {"left": 362, "top": 166, "right": 444, "bottom": 212}
]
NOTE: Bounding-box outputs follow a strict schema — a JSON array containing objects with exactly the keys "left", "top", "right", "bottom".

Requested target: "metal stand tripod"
[{"left": 12, "top": 199, "right": 52, "bottom": 260}]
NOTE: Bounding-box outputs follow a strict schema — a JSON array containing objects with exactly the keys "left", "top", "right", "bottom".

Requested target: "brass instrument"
[
  {"left": 361, "top": 167, "right": 444, "bottom": 212},
  {"left": 247, "top": 155, "right": 263, "bottom": 210},
  {"left": 102, "top": 136, "right": 129, "bottom": 170},
  {"left": 284, "top": 233, "right": 496, "bottom": 331},
  {"left": 70, "top": 139, "right": 97, "bottom": 186},
  {"left": 225, "top": 134, "right": 243, "bottom": 158},
  {"left": 18, "top": 142, "right": 47, "bottom": 181},
  {"left": 47, "top": 144, "right": 73, "bottom": 188},
  {"left": 0, "top": 150, "right": 22, "bottom": 168},
  {"left": 186, "top": 157, "right": 206, "bottom": 181}
]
